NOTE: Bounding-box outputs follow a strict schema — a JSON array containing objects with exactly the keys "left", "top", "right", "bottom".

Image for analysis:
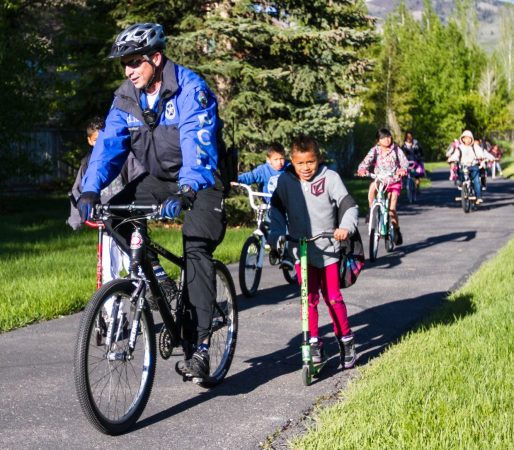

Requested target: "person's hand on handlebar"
[
  {"left": 160, "top": 185, "right": 196, "bottom": 219},
  {"left": 77, "top": 192, "right": 100, "bottom": 222},
  {"left": 357, "top": 169, "right": 369, "bottom": 177},
  {"left": 334, "top": 228, "right": 349, "bottom": 241},
  {"left": 396, "top": 168, "right": 407, "bottom": 177}
]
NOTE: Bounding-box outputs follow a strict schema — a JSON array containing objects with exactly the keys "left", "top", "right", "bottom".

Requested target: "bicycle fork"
[{"left": 254, "top": 230, "right": 266, "bottom": 269}]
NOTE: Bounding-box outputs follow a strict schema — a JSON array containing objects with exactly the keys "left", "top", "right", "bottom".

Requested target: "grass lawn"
[
  {"left": 0, "top": 194, "right": 250, "bottom": 333},
  {"left": 292, "top": 238, "right": 514, "bottom": 450},
  {"left": 0, "top": 164, "right": 446, "bottom": 333}
]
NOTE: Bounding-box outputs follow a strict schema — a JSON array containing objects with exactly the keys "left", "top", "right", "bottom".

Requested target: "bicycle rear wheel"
[
  {"left": 202, "top": 261, "right": 238, "bottom": 387},
  {"left": 74, "top": 279, "right": 156, "bottom": 435},
  {"left": 239, "top": 235, "right": 262, "bottom": 297},
  {"left": 369, "top": 207, "right": 380, "bottom": 262}
]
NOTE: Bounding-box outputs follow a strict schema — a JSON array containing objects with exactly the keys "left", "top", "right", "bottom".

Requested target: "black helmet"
[{"left": 109, "top": 23, "right": 166, "bottom": 59}]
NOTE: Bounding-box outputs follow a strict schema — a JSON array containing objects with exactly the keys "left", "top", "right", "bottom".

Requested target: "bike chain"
[{"left": 158, "top": 280, "right": 181, "bottom": 360}]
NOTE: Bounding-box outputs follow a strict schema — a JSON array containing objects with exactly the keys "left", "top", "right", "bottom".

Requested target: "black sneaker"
[
  {"left": 394, "top": 228, "right": 403, "bottom": 246},
  {"left": 310, "top": 339, "right": 324, "bottom": 364},
  {"left": 189, "top": 349, "right": 210, "bottom": 380},
  {"left": 339, "top": 335, "right": 357, "bottom": 369}
]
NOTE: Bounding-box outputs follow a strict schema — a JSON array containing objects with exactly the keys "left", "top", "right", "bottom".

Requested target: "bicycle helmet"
[{"left": 109, "top": 23, "right": 166, "bottom": 59}]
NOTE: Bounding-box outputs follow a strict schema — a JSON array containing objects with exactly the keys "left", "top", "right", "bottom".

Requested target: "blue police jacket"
[{"left": 82, "top": 59, "right": 219, "bottom": 194}]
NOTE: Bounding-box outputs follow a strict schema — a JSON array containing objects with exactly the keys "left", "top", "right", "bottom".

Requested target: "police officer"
[{"left": 77, "top": 23, "right": 226, "bottom": 381}]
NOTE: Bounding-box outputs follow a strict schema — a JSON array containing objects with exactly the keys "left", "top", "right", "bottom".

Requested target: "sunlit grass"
[{"left": 0, "top": 194, "right": 250, "bottom": 333}]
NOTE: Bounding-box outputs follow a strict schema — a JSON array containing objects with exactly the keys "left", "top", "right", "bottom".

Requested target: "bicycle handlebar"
[
  {"left": 280, "top": 231, "right": 334, "bottom": 244},
  {"left": 231, "top": 182, "right": 271, "bottom": 211}
]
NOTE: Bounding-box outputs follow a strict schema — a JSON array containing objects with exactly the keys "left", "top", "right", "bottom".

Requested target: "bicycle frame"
[
  {"left": 97, "top": 206, "right": 184, "bottom": 356},
  {"left": 369, "top": 178, "right": 390, "bottom": 238},
  {"left": 233, "top": 182, "right": 272, "bottom": 269}
]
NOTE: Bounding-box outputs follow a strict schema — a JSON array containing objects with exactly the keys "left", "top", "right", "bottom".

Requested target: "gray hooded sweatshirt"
[{"left": 270, "top": 165, "right": 359, "bottom": 268}]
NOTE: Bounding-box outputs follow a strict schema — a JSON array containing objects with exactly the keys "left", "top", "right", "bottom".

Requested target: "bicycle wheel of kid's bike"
[
  {"left": 461, "top": 184, "right": 471, "bottom": 213},
  {"left": 369, "top": 207, "right": 380, "bottom": 262},
  {"left": 385, "top": 225, "right": 395, "bottom": 253},
  {"left": 201, "top": 260, "right": 238, "bottom": 388},
  {"left": 282, "top": 265, "right": 298, "bottom": 284},
  {"left": 407, "top": 177, "right": 416, "bottom": 203},
  {"left": 239, "top": 235, "right": 262, "bottom": 297},
  {"left": 74, "top": 279, "right": 156, "bottom": 435}
]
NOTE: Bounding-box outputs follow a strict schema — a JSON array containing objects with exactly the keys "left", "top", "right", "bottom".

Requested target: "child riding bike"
[
  {"left": 401, "top": 130, "right": 425, "bottom": 195},
  {"left": 237, "top": 142, "right": 288, "bottom": 202},
  {"left": 269, "top": 135, "right": 359, "bottom": 370},
  {"left": 357, "top": 128, "right": 408, "bottom": 245},
  {"left": 447, "top": 130, "right": 495, "bottom": 205}
]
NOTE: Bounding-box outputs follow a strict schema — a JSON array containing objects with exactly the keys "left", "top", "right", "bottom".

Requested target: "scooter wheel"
[{"left": 302, "top": 365, "right": 311, "bottom": 386}]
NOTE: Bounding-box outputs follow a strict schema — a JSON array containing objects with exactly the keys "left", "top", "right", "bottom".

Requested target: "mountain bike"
[
  {"left": 367, "top": 172, "right": 397, "bottom": 262},
  {"left": 455, "top": 165, "right": 477, "bottom": 213},
  {"left": 233, "top": 182, "right": 297, "bottom": 297},
  {"left": 73, "top": 203, "right": 238, "bottom": 435}
]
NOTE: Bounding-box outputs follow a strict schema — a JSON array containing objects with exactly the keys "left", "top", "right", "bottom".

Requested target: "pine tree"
[{"left": 169, "top": 0, "right": 376, "bottom": 167}]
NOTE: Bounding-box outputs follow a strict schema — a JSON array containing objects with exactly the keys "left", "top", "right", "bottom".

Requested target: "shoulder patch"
[{"left": 195, "top": 90, "right": 209, "bottom": 109}]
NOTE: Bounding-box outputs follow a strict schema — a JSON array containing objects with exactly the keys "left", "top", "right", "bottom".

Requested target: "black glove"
[
  {"left": 160, "top": 185, "right": 196, "bottom": 219},
  {"left": 77, "top": 191, "right": 100, "bottom": 222}
]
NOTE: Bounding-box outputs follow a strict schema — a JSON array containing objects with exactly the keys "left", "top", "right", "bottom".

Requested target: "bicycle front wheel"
[
  {"left": 462, "top": 184, "right": 471, "bottom": 213},
  {"left": 239, "top": 235, "right": 263, "bottom": 297},
  {"left": 74, "top": 279, "right": 156, "bottom": 435},
  {"left": 202, "top": 261, "right": 238, "bottom": 387},
  {"left": 386, "top": 224, "right": 395, "bottom": 253},
  {"left": 369, "top": 207, "right": 380, "bottom": 262}
]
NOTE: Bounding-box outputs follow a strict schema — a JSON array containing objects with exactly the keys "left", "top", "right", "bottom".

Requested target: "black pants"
[{"left": 109, "top": 173, "right": 226, "bottom": 345}]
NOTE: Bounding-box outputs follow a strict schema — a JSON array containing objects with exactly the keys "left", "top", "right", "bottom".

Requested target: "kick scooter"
[{"left": 282, "top": 232, "right": 333, "bottom": 386}]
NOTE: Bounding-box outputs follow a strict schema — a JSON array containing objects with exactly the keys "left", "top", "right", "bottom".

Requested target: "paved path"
[{"left": 1, "top": 171, "right": 513, "bottom": 449}]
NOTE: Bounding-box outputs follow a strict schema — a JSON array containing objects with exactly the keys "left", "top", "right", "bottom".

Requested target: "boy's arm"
[
  {"left": 237, "top": 164, "right": 266, "bottom": 186},
  {"left": 268, "top": 187, "right": 288, "bottom": 248},
  {"left": 67, "top": 157, "right": 89, "bottom": 230}
]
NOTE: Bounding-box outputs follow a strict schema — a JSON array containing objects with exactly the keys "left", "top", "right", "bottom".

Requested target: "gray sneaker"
[
  {"left": 339, "top": 335, "right": 357, "bottom": 369},
  {"left": 309, "top": 339, "right": 324, "bottom": 364}
]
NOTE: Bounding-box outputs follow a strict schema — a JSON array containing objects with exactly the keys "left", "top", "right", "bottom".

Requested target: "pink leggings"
[{"left": 295, "top": 262, "right": 352, "bottom": 338}]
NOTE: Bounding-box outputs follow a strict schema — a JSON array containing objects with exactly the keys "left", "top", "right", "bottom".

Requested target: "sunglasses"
[{"left": 120, "top": 58, "right": 146, "bottom": 69}]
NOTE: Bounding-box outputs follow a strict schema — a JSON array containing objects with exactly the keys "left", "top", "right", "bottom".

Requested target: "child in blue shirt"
[{"left": 237, "top": 142, "right": 287, "bottom": 201}]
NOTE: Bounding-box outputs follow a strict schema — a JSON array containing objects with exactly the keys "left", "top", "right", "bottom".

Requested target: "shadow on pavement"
[
  {"left": 366, "top": 230, "right": 476, "bottom": 269},
  {"left": 137, "top": 288, "right": 476, "bottom": 432}
]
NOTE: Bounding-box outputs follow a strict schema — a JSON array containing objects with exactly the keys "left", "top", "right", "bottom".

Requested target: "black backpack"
[{"left": 216, "top": 117, "right": 239, "bottom": 197}]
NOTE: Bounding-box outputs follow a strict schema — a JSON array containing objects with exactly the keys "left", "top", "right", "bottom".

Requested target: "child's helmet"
[{"left": 109, "top": 23, "right": 166, "bottom": 59}]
